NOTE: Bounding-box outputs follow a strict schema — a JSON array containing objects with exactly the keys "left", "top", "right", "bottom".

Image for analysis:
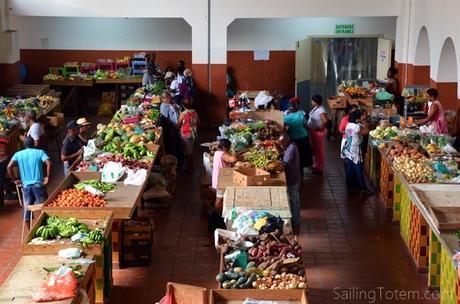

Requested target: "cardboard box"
[
  {"left": 101, "top": 91, "right": 116, "bottom": 104},
  {"left": 233, "top": 168, "right": 271, "bottom": 186}
]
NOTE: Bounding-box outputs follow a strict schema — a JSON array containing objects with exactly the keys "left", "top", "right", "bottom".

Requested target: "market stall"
[{"left": 365, "top": 124, "right": 460, "bottom": 302}]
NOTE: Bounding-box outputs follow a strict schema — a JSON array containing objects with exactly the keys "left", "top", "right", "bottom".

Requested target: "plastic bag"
[
  {"left": 101, "top": 161, "right": 125, "bottom": 183},
  {"left": 124, "top": 168, "right": 147, "bottom": 186},
  {"left": 32, "top": 266, "right": 78, "bottom": 302},
  {"left": 83, "top": 140, "right": 99, "bottom": 160},
  {"left": 58, "top": 248, "right": 82, "bottom": 259}
]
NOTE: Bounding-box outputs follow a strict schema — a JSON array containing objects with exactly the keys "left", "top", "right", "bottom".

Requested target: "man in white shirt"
[{"left": 25, "top": 110, "right": 45, "bottom": 149}]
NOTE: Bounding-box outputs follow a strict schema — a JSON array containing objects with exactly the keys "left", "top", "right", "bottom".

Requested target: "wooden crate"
[
  {"left": 22, "top": 209, "right": 113, "bottom": 256},
  {"left": 210, "top": 289, "right": 308, "bottom": 304},
  {"left": 0, "top": 255, "right": 95, "bottom": 304},
  {"left": 233, "top": 168, "right": 271, "bottom": 186},
  {"left": 121, "top": 217, "right": 154, "bottom": 247}
]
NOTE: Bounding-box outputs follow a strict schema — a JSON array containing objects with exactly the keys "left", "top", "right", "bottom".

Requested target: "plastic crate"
[{"left": 96, "top": 59, "right": 115, "bottom": 71}]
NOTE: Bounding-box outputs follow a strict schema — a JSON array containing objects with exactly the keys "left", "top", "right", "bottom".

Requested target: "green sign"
[{"left": 336, "top": 24, "right": 355, "bottom": 34}]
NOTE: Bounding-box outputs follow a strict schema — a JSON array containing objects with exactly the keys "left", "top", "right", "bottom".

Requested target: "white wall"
[
  {"left": 396, "top": 0, "right": 460, "bottom": 96},
  {"left": 10, "top": 16, "right": 191, "bottom": 50},
  {"left": 228, "top": 17, "right": 397, "bottom": 51}
]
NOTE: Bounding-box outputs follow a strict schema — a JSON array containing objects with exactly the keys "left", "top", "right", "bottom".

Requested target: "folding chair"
[{"left": 17, "top": 184, "right": 44, "bottom": 241}]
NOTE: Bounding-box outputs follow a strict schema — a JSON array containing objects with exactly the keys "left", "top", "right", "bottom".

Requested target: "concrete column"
[{"left": 0, "top": 0, "right": 20, "bottom": 93}]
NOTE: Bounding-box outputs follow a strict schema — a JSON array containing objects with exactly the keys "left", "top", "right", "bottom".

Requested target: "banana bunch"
[
  {"left": 36, "top": 226, "right": 59, "bottom": 240},
  {"left": 426, "top": 143, "right": 441, "bottom": 154},
  {"left": 3, "top": 106, "right": 15, "bottom": 119},
  {"left": 80, "top": 228, "right": 104, "bottom": 247}
]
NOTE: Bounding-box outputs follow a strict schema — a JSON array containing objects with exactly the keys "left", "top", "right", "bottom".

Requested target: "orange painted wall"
[
  {"left": 395, "top": 62, "right": 430, "bottom": 87},
  {"left": 20, "top": 49, "right": 192, "bottom": 84},
  {"left": 227, "top": 51, "right": 295, "bottom": 96},
  {"left": 0, "top": 62, "right": 20, "bottom": 94}
]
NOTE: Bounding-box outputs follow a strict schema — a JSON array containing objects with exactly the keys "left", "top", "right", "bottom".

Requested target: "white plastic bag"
[
  {"left": 58, "top": 248, "right": 82, "bottom": 259},
  {"left": 83, "top": 140, "right": 98, "bottom": 160},
  {"left": 124, "top": 168, "right": 147, "bottom": 186},
  {"left": 101, "top": 161, "right": 125, "bottom": 183},
  {"left": 83, "top": 185, "right": 105, "bottom": 197}
]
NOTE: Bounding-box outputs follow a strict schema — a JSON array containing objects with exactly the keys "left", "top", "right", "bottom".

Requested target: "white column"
[{"left": 0, "top": 0, "right": 19, "bottom": 64}]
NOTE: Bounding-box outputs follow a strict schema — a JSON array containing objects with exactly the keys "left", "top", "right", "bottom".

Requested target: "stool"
[{"left": 17, "top": 185, "right": 44, "bottom": 241}]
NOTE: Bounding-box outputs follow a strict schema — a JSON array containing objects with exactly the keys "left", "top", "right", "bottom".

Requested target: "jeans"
[
  {"left": 345, "top": 158, "right": 367, "bottom": 190},
  {"left": 63, "top": 162, "right": 71, "bottom": 177},
  {"left": 287, "top": 183, "right": 301, "bottom": 227},
  {"left": 23, "top": 183, "right": 48, "bottom": 220}
]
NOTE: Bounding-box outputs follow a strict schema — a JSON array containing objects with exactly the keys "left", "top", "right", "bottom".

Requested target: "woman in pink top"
[
  {"left": 212, "top": 139, "right": 239, "bottom": 211},
  {"left": 416, "top": 88, "right": 449, "bottom": 134}
]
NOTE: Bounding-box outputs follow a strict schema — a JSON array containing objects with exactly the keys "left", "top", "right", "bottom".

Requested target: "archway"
[{"left": 413, "top": 26, "right": 430, "bottom": 85}]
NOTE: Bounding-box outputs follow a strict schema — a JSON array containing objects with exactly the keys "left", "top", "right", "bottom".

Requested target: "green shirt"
[{"left": 284, "top": 111, "right": 308, "bottom": 140}]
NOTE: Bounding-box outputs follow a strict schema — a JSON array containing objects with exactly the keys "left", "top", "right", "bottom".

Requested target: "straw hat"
[
  {"left": 77, "top": 117, "right": 91, "bottom": 127},
  {"left": 165, "top": 71, "right": 175, "bottom": 79},
  {"left": 184, "top": 68, "right": 192, "bottom": 77}
]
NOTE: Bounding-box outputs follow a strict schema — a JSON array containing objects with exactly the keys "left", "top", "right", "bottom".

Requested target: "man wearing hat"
[
  {"left": 61, "top": 120, "right": 84, "bottom": 176},
  {"left": 77, "top": 117, "right": 91, "bottom": 145}
]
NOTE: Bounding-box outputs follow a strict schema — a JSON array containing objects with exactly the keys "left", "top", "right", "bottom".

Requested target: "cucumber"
[
  {"left": 233, "top": 276, "right": 247, "bottom": 289},
  {"left": 224, "top": 271, "right": 239, "bottom": 280},
  {"left": 240, "top": 273, "right": 258, "bottom": 289},
  {"left": 222, "top": 279, "right": 237, "bottom": 289},
  {"left": 215, "top": 273, "right": 227, "bottom": 283},
  {"left": 238, "top": 271, "right": 246, "bottom": 277}
]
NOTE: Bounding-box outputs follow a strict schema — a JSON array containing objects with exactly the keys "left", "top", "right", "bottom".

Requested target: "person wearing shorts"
[{"left": 8, "top": 136, "right": 51, "bottom": 220}]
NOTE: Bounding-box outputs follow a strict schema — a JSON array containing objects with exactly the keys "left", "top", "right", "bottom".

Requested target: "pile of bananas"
[
  {"left": 35, "top": 216, "right": 90, "bottom": 240},
  {"left": 80, "top": 228, "right": 104, "bottom": 247},
  {"left": 426, "top": 143, "right": 442, "bottom": 154}
]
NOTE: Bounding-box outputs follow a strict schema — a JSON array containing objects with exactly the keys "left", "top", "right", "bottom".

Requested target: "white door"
[
  {"left": 376, "top": 38, "right": 393, "bottom": 81},
  {"left": 295, "top": 38, "right": 312, "bottom": 105}
]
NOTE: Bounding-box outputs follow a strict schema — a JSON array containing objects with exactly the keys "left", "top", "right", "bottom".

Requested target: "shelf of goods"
[
  {"left": 65, "top": 94, "right": 161, "bottom": 268},
  {"left": 365, "top": 131, "right": 460, "bottom": 302},
  {"left": 21, "top": 210, "right": 113, "bottom": 304},
  {"left": 0, "top": 255, "right": 96, "bottom": 304},
  {"left": 402, "top": 85, "right": 429, "bottom": 120}
]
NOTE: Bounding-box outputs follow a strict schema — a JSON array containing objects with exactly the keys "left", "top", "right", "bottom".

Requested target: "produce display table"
[
  {"left": 222, "top": 186, "right": 292, "bottom": 233},
  {"left": 5, "top": 84, "right": 51, "bottom": 97},
  {"left": 94, "top": 78, "right": 142, "bottom": 109},
  {"left": 43, "top": 80, "right": 94, "bottom": 87},
  {"left": 217, "top": 168, "right": 286, "bottom": 190},
  {"left": 0, "top": 255, "right": 95, "bottom": 304},
  {"left": 368, "top": 146, "right": 460, "bottom": 301}
]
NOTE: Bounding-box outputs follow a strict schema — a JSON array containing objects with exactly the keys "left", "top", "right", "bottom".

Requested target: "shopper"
[
  {"left": 341, "top": 110, "right": 372, "bottom": 195},
  {"left": 176, "top": 97, "right": 200, "bottom": 174},
  {"left": 164, "top": 71, "right": 175, "bottom": 87},
  {"left": 278, "top": 133, "right": 301, "bottom": 231},
  {"left": 24, "top": 109, "right": 45, "bottom": 149},
  {"left": 179, "top": 69, "right": 194, "bottom": 100},
  {"left": 160, "top": 91, "right": 183, "bottom": 165},
  {"left": 385, "top": 67, "right": 403, "bottom": 115},
  {"left": 283, "top": 97, "right": 313, "bottom": 177},
  {"left": 307, "top": 95, "right": 329, "bottom": 176},
  {"left": 61, "top": 120, "right": 84, "bottom": 176},
  {"left": 211, "top": 139, "right": 239, "bottom": 212},
  {"left": 77, "top": 117, "right": 91, "bottom": 145},
  {"left": 177, "top": 60, "right": 186, "bottom": 72},
  {"left": 339, "top": 105, "right": 359, "bottom": 153},
  {"left": 8, "top": 136, "right": 51, "bottom": 220},
  {"left": 416, "top": 88, "right": 449, "bottom": 134},
  {"left": 170, "top": 70, "right": 185, "bottom": 104},
  {"left": 0, "top": 135, "right": 9, "bottom": 211}
]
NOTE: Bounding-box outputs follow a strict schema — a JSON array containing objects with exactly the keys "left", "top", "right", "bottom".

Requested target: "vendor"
[
  {"left": 24, "top": 110, "right": 45, "bottom": 149},
  {"left": 146, "top": 53, "right": 162, "bottom": 83},
  {"left": 416, "top": 88, "right": 449, "bottom": 134},
  {"left": 278, "top": 132, "right": 301, "bottom": 232},
  {"left": 160, "top": 91, "right": 183, "bottom": 166},
  {"left": 385, "top": 67, "right": 403, "bottom": 115},
  {"left": 283, "top": 97, "right": 312, "bottom": 177},
  {"left": 76, "top": 117, "right": 91, "bottom": 145},
  {"left": 8, "top": 136, "right": 51, "bottom": 221},
  {"left": 61, "top": 120, "right": 84, "bottom": 176},
  {"left": 211, "top": 139, "right": 240, "bottom": 212}
]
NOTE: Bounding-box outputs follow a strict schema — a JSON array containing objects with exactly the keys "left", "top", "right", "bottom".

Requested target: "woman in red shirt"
[{"left": 176, "top": 97, "right": 200, "bottom": 173}]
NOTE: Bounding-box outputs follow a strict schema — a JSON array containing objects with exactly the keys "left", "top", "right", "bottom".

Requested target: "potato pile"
[
  {"left": 217, "top": 230, "right": 306, "bottom": 290},
  {"left": 384, "top": 141, "right": 426, "bottom": 161},
  {"left": 393, "top": 155, "right": 435, "bottom": 183}
]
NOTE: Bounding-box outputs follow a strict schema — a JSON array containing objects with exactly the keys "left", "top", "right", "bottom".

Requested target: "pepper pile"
[{"left": 49, "top": 189, "right": 106, "bottom": 207}]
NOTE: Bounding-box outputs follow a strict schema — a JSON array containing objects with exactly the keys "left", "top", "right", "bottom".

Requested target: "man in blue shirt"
[{"left": 8, "top": 136, "right": 51, "bottom": 220}]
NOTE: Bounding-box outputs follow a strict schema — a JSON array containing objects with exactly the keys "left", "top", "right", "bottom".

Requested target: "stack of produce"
[
  {"left": 216, "top": 230, "right": 306, "bottom": 290},
  {"left": 77, "top": 154, "right": 150, "bottom": 172},
  {"left": 32, "top": 216, "right": 105, "bottom": 247},
  {"left": 74, "top": 180, "right": 116, "bottom": 194},
  {"left": 48, "top": 189, "right": 106, "bottom": 207},
  {"left": 369, "top": 126, "right": 400, "bottom": 141},
  {"left": 393, "top": 155, "right": 435, "bottom": 183},
  {"left": 382, "top": 141, "right": 426, "bottom": 161}
]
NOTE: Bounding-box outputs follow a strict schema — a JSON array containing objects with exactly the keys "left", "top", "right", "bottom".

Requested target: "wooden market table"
[
  {"left": 222, "top": 186, "right": 292, "bottom": 233},
  {"left": 217, "top": 167, "right": 286, "bottom": 190},
  {"left": 5, "top": 84, "right": 51, "bottom": 97},
  {"left": 0, "top": 255, "right": 95, "bottom": 304},
  {"left": 94, "top": 78, "right": 142, "bottom": 109}
]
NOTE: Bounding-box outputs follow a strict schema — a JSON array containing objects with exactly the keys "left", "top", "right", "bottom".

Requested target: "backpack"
[{"left": 178, "top": 77, "right": 194, "bottom": 98}]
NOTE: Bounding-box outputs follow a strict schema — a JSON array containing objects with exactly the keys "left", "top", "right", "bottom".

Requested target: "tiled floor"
[{"left": 0, "top": 135, "right": 438, "bottom": 304}]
